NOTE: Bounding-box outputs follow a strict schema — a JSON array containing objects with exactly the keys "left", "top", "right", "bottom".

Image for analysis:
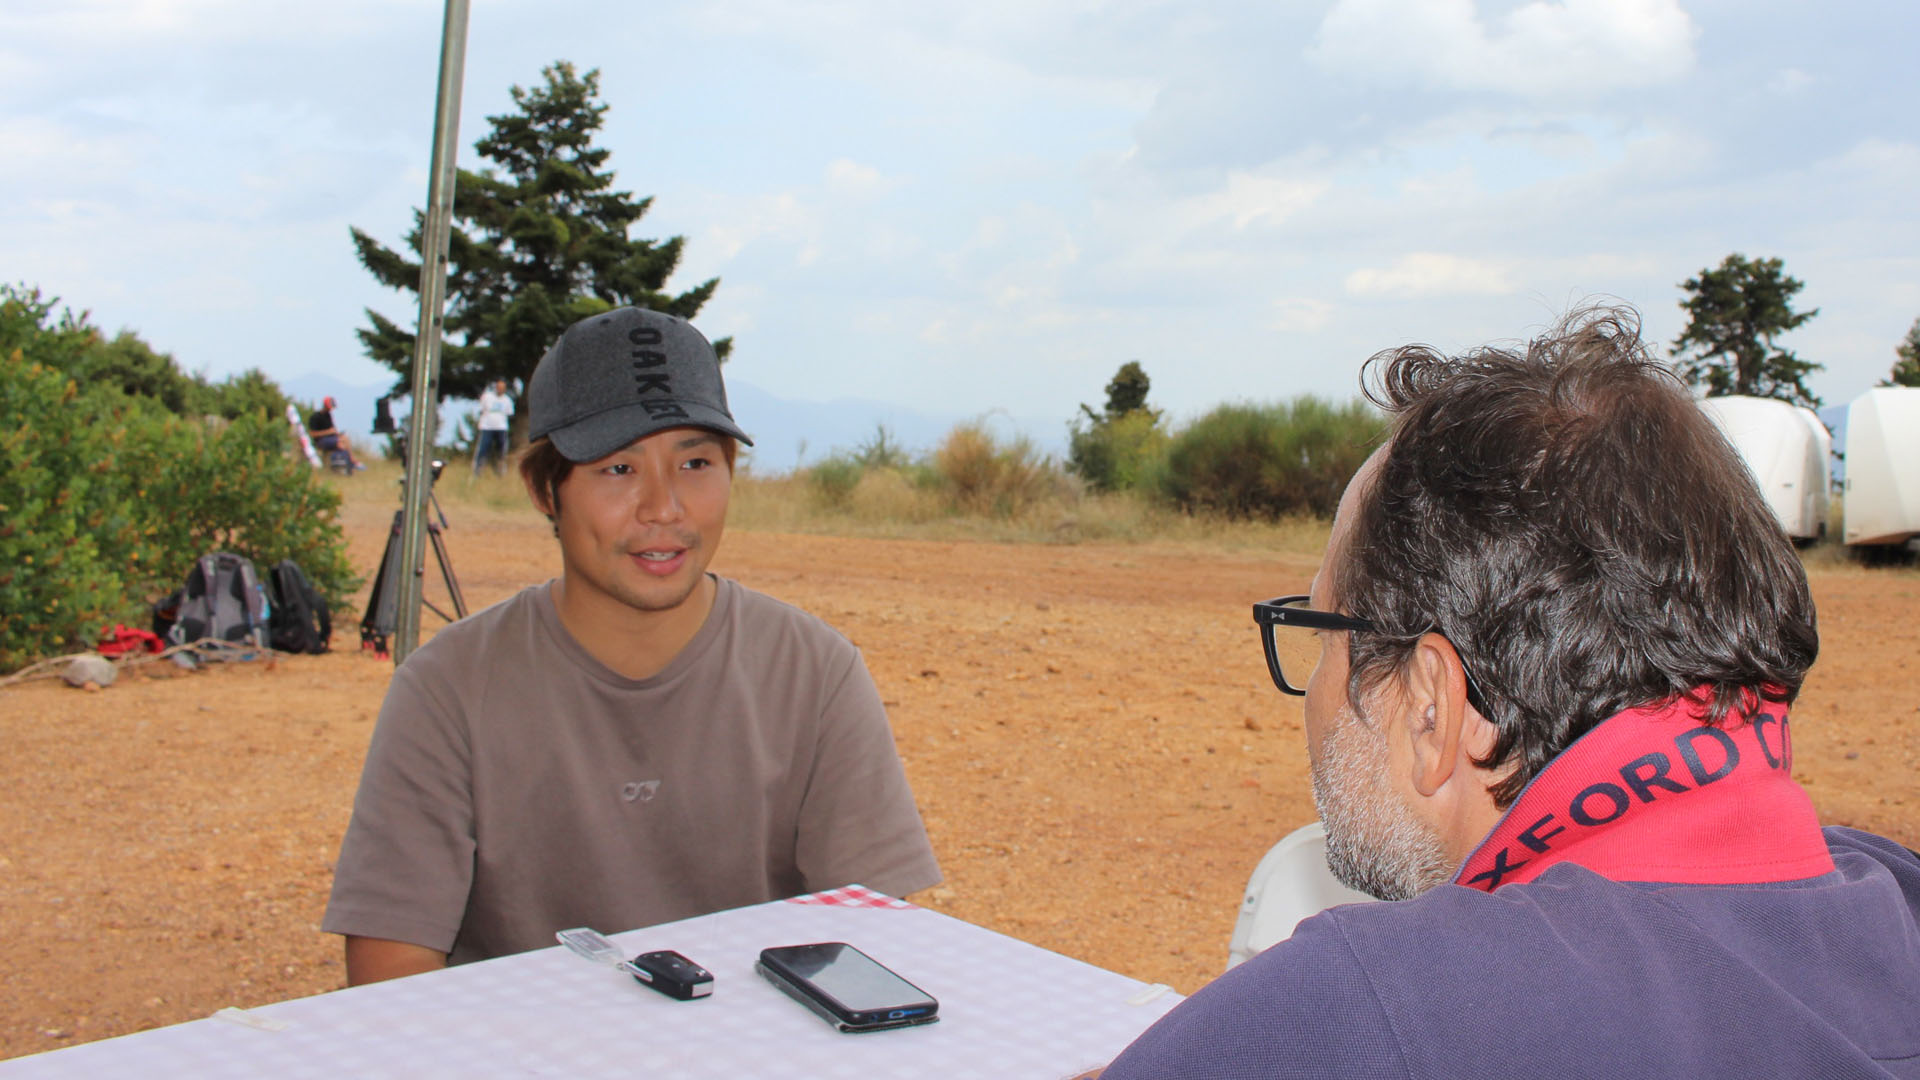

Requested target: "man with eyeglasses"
[{"left": 1098, "top": 307, "right": 1919, "bottom": 1078}]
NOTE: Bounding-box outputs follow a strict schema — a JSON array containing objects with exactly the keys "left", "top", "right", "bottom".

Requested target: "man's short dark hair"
[
  {"left": 518, "top": 433, "right": 738, "bottom": 526},
  {"left": 1334, "top": 305, "right": 1818, "bottom": 807}
]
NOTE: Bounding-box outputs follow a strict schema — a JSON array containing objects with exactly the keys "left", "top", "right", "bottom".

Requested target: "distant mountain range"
[{"left": 277, "top": 373, "right": 1069, "bottom": 474}]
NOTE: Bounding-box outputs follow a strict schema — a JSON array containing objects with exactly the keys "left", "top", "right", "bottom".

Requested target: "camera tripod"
[{"left": 361, "top": 457, "right": 468, "bottom": 657}]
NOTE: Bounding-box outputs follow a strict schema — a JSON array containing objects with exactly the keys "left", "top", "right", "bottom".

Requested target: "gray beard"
[{"left": 1310, "top": 703, "right": 1453, "bottom": 902}]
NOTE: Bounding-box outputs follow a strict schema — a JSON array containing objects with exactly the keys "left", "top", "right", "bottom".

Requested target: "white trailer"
[
  {"left": 1842, "top": 386, "right": 1920, "bottom": 548},
  {"left": 1698, "top": 395, "right": 1832, "bottom": 542}
]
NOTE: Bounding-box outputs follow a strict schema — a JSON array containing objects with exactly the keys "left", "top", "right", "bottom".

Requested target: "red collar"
[{"left": 1454, "top": 693, "right": 1834, "bottom": 892}]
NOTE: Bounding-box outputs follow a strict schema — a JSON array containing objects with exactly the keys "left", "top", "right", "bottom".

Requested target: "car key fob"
[{"left": 627, "top": 949, "right": 713, "bottom": 1000}]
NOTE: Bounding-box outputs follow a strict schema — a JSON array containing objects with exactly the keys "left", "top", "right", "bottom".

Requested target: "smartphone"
[{"left": 755, "top": 942, "right": 940, "bottom": 1033}]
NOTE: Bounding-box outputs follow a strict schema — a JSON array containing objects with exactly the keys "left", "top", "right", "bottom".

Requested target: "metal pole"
[{"left": 394, "top": 0, "right": 471, "bottom": 665}]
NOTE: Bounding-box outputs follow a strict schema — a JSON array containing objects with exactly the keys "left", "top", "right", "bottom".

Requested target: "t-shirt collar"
[{"left": 534, "top": 574, "right": 734, "bottom": 689}]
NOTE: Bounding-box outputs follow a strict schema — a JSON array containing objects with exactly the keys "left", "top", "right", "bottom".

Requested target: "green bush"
[
  {"left": 0, "top": 360, "right": 153, "bottom": 668},
  {"left": 3, "top": 284, "right": 300, "bottom": 423},
  {"left": 808, "top": 454, "right": 865, "bottom": 509},
  {"left": 199, "top": 367, "right": 299, "bottom": 422},
  {"left": 123, "top": 410, "right": 360, "bottom": 609},
  {"left": 1159, "top": 397, "right": 1386, "bottom": 520},
  {"left": 0, "top": 289, "right": 358, "bottom": 668},
  {"left": 1069, "top": 409, "right": 1169, "bottom": 492},
  {"left": 848, "top": 424, "right": 915, "bottom": 471},
  {"left": 803, "top": 425, "right": 926, "bottom": 511}
]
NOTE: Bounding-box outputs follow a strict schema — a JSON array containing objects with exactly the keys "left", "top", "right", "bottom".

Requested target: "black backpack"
[
  {"left": 266, "top": 559, "right": 332, "bottom": 654},
  {"left": 156, "top": 552, "right": 270, "bottom": 649}
]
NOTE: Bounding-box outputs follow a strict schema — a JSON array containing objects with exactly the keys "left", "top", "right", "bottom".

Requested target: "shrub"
[
  {"left": 803, "top": 425, "right": 925, "bottom": 511},
  {"left": 2, "top": 284, "right": 298, "bottom": 422},
  {"left": 122, "top": 410, "right": 360, "bottom": 608},
  {"left": 200, "top": 367, "right": 298, "bottom": 422},
  {"left": 0, "top": 358, "right": 152, "bottom": 668},
  {"left": 808, "top": 455, "right": 865, "bottom": 510},
  {"left": 1159, "top": 397, "right": 1386, "bottom": 519},
  {"left": 849, "top": 424, "right": 915, "bottom": 471},
  {"left": 1069, "top": 408, "right": 1169, "bottom": 492},
  {"left": 0, "top": 286, "right": 93, "bottom": 373},
  {"left": 932, "top": 422, "right": 1063, "bottom": 518},
  {"left": 848, "top": 467, "right": 941, "bottom": 523},
  {"left": 0, "top": 289, "right": 358, "bottom": 668}
]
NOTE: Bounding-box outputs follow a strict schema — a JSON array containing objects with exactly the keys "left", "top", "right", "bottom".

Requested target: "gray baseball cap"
[{"left": 527, "top": 307, "right": 753, "bottom": 463}]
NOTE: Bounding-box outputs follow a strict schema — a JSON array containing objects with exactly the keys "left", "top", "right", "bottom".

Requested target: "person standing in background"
[{"left": 473, "top": 379, "right": 513, "bottom": 477}]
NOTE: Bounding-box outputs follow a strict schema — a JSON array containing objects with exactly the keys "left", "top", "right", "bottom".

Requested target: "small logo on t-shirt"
[{"left": 621, "top": 780, "right": 661, "bottom": 803}]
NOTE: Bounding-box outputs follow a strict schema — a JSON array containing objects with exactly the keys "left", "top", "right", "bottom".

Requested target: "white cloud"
[
  {"left": 1271, "top": 297, "right": 1334, "bottom": 332},
  {"left": 1313, "top": 0, "right": 1698, "bottom": 97},
  {"left": 825, "top": 157, "right": 899, "bottom": 197},
  {"left": 1, "top": 0, "right": 1915, "bottom": 425},
  {"left": 1536, "top": 253, "right": 1661, "bottom": 280},
  {"left": 0, "top": 115, "right": 134, "bottom": 181},
  {"left": 680, "top": 0, "right": 1155, "bottom": 110},
  {"left": 1828, "top": 138, "right": 1920, "bottom": 179},
  {"left": 1484, "top": 117, "right": 1600, "bottom": 161},
  {"left": 1345, "top": 253, "right": 1517, "bottom": 297},
  {"left": 968, "top": 215, "right": 1009, "bottom": 251},
  {"left": 0, "top": 0, "right": 428, "bottom": 45},
  {"left": 1176, "top": 169, "right": 1330, "bottom": 231},
  {"left": 1770, "top": 67, "right": 1812, "bottom": 96},
  {"left": 700, "top": 192, "right": 820, "bottom": 261}
]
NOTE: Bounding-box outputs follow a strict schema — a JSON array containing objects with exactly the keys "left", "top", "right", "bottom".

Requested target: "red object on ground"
[{"left": 96, "top": 624, "right": 164, "bottom": 657}]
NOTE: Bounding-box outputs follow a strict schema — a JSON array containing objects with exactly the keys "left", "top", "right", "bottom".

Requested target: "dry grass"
[
  {"left": 361, "top": 452, "right": 1920, "bottom": 578},
  {"left": 728, "top": 470, "right": 1332, "bottom": 554},
  {"left": 367, "top": 447, "right": 1335, "bottom": 557}
]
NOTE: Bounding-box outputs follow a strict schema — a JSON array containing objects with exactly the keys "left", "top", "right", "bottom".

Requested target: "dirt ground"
[{"left": 3, "top": 491, "right": 1917, "bottom": 1061}]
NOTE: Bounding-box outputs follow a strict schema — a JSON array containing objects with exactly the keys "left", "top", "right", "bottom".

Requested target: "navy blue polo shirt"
[{"left": 1106, "top": 834, "right": 1920, "bottom": 1078}]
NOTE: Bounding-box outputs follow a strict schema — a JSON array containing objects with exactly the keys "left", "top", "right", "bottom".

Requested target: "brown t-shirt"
[{"left": 322, "top": 576, "right": 941, "bottom": 963}]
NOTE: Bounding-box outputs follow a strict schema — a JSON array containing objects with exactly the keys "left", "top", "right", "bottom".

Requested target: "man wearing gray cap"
[{"left": 324, "top": 307, "right": 942, "bottom": 985}]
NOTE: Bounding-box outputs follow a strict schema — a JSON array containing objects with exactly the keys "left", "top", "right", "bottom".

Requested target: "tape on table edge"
[
  {"left": 1124, "top": 983, "right": 1173, "bottom": 1006},
  {"left": 211, "top": 1006, "right": 289, "bottom": 1032}
]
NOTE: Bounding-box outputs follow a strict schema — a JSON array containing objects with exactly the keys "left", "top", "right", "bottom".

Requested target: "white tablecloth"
[{"left": 2, "top": 892, "right": 1183, "bottom": 1079}]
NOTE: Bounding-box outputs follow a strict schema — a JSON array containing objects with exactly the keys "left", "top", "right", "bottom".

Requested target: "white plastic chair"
[{"left": 1225, "top": 821, "right": 1376, "bottom": 970}]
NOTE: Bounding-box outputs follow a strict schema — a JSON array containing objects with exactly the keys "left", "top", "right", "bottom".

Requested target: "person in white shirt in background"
[{"left": 473, "top": 379, "right": 513, "bottom": 477}]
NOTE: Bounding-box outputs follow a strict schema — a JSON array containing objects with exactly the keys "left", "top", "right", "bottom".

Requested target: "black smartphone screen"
[{"left": 763, "top": 943, "right": 934, "bottom": 1013}]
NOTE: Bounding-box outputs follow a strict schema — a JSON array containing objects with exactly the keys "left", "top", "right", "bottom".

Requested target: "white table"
[{"left": 2, "top": 888, "right": 1183, "bottom": 1079}]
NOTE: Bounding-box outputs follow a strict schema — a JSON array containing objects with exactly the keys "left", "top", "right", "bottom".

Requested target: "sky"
[{"left": 4, "top": 0, "right": 1917, "bottom": 465}]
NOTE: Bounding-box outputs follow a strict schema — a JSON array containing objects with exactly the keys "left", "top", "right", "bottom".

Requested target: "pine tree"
[
  {"left": 1671, "top": 254, "right": 1820, "bottom": 407},
  {"left": 1886, "top": 317, "right": 1920, "bottom": 388},
  {"left": 1077, "top": 361, "right": 1156, "bottom": 425},
  {"left": 351, "top": 61, "right": 728, "bottom": 418},
  {"left": 1102, "top": 361, "right": 1152, "bottom": 419},
  {"left": 1070, "top": 361, "right": 1166, "bottom": 491}
]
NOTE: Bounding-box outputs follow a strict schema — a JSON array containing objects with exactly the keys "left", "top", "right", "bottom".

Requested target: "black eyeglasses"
[
  {"left": 1251, "top": 594, "right": 1490, "bottom": 715},
  {"left": 1252, "top": 595, "right": 1373, "bottom": 696}
]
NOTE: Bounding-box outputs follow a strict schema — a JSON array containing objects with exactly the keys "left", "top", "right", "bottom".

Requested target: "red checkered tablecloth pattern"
[{"left": 785, "top": 884, "right": 917, "bottom": 909}]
